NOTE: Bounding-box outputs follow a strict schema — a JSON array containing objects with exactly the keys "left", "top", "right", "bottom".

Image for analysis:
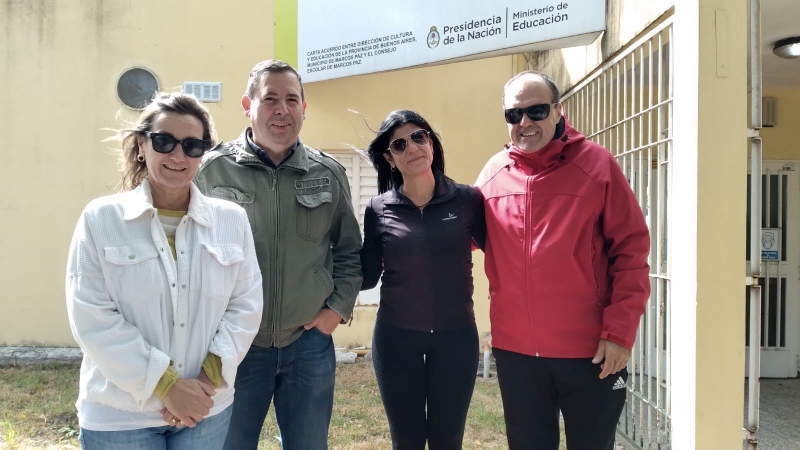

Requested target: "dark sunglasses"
[
  {"left": 145, "top": 132, "right": 212, "bottom": 158},
  {"left": 388, "top": 129, "right": 430, "bottom": 155},
  {"left": 503, "top": 103, "right": 559, "bottom": 124}
]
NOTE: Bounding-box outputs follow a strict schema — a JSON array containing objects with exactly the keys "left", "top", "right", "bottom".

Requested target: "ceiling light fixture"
[{"left": 773, "top": 37, "right": 800, "bottom": 59}]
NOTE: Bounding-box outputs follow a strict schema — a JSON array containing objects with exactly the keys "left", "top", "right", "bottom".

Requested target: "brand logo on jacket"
[{"left": 442, "top": 213, "right": 458, "bottom": 221}]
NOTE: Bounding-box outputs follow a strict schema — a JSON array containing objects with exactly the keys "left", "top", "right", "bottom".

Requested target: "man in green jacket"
[{"left": 194, "top": 59, "right": 363, "bottom": 450}]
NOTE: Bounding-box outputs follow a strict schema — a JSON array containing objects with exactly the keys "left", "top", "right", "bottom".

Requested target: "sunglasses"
[
  {"left": 388, "top": 129, "right": 430, "bottom": 155},
  {"left": 503, "top": 103, "right": 559, "bottom": 124},
  {"left": 145, "top": 132, "right": 212, "bottom": 158}
]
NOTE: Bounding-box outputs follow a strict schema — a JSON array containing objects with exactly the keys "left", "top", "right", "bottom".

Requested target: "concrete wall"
[{"left": 0, "top": 0, "right": 273, "bottom": 345}]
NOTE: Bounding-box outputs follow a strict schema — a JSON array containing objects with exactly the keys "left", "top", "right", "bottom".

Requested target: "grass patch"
[
  {"left": 0, "top": 361, "right": 568, "bottom": 449},
  {"left": 255, "top": 363, "right": 510, "bottom": 450},
  {"left": 0, "top": 364, "right": 81, "bottom": 450}
]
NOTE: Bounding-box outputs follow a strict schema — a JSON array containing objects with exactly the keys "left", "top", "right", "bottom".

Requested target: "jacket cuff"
[
  {"left": 600, "top": 330, "right": 635, "bottom": 350},
  {"left": 154, "top": 364, "right": 179, "bottom": 400},
  {"left": 325, "top": 301, "right": 349, "bottom": 323}
]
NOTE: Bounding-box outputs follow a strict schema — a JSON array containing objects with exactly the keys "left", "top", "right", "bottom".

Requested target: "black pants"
[
  {"left": 493, "top": 347, "right": 628, "bottom": 450},
  {"left": 372, "top": 321, "right": 479, "bottom": 450}
]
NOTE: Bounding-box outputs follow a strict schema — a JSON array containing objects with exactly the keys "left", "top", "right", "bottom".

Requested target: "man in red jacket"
[{"left": 476, "top": 70, "right": 651, "bottom": 450}]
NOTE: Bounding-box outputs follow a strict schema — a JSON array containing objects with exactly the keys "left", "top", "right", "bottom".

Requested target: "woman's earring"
[
  {"left": 137, "top": 154, "right": 145, "bottom": 163},
  {"left": 390, "top": 165, "right": 396, "bottom": 172}
]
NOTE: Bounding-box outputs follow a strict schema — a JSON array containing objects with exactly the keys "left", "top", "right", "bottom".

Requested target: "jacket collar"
[
  {"left": 122, "top": 178, "right": 213, "bottom": 227},
  {"left": 230, "top": 128, "right": 310, "bottom": 172},
  {"left": 506, "top": 115, "right": 586, "bottom": 172},
  {"left": 383, "top": 170, "right": 457, "bottom": 205}
]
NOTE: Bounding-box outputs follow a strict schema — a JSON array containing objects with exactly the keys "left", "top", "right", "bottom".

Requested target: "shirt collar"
[
  {"left": 245, "top": 130, "right": 300, "bottom": 168},
  {"left": 122, "top": 179, "right": 213, "bottom": 227}
]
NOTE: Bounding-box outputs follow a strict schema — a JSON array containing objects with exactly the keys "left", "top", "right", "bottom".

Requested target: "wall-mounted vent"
[
  {"left": 763, "top": 96, "right": 777, "bottom": 127},
  {"left": 183, "top": 82, "right": 222, "bottom": 103},
  {"left": 117, "top": 67, "right": 159, "bottom": 109}
]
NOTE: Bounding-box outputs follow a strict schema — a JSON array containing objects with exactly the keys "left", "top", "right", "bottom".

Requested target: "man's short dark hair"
[
  {"left": 502, "top": 70, "right": 561, "bottom": 106},
  {"left": 245, "top": 60, "right": 305, "bottom": 100}
]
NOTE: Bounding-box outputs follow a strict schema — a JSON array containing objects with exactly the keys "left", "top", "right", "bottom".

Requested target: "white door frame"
[{"left": 745, "top": 159, "right": 800, "bottom": 378}]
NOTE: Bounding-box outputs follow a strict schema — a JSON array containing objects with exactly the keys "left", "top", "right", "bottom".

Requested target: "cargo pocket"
[
  {"left": 210, "top": 186, "right": 256, "bottom": 234},
  {"left": 313, "top": 264, "right": 335, "bottom": 298},
  {"left": 296, "top": 191, "right": 332, "bottom": 242}
]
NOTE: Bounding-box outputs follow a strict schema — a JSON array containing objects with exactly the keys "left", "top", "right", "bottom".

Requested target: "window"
[
  {"left": 326, "top": 150, "right": 380, "bottom": 305},
  {"left": 326, "top": 150, "right": 378, "bottom": 231}
]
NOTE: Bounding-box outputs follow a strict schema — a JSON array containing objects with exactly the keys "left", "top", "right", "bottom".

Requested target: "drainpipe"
[{"left": 745, "top": 0, "right": 762, "bottom": 448}]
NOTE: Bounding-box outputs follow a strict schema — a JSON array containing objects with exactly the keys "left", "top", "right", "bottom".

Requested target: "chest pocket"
[
  {"left": 103, "top": 241, "right": 164, "bottom": 322},
  {"left": 295, "top": 178, "right": 333, "bottom": 242},
  {"left": 210, "top": 186, "right": 256, "bottom": 234},
  {"left": 200, "top": 243, "right": 245, "bottom": 301}
]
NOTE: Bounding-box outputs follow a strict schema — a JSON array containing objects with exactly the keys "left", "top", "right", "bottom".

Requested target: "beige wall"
[
  {"left": 761, "top": 89, "right": 800, "bottom": 160},
  {"left": 0, "top": 0, "right": 273, "bottom": 345},
  {"left": 0, "top": 0, "right": 512, "bottom": 347},
  {"left": 691, "top": 3, "right": 747, "bottom": 446},
  {"left": 304, "top": 56, "right": 514, "bottom": 347},
  {"left": 670, "top": 1, "right": 747, "bottom": 448}
]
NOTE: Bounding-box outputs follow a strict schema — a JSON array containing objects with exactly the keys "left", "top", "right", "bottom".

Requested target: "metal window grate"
[
  {"left": 560, "top": 17, "right": 675, "bottom": 450},
  {"left": 746, "top": 172, "right": 789, "bottom": 350},
  {"left": 182, "top": 82, "right": 222, "bottom": 103}
]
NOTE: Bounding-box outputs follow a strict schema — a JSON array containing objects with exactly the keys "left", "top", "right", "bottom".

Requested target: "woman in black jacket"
[{"left": 360, "top": 109, "right": 486, "bottom": 450}]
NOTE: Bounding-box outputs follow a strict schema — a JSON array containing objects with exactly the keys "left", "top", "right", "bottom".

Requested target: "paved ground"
[
  {"left": 742, "top": 378, "right": 800, "bottom": 450},
  {"left": 612, "top": 377, "right": 800, "bottom": 450}
]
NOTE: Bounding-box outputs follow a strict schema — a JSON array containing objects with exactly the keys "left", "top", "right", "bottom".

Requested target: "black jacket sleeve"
[
  {"left": 467, "top": 186, "right": 487, "bottom": 251},
  {"left": 360, "top": 197, "right": 383, "bottom": 290}
]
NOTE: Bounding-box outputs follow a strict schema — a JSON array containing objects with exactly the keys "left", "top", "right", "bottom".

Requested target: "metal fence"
[{"left": 560, "top": 17, "right": 675, "bottom": 450}]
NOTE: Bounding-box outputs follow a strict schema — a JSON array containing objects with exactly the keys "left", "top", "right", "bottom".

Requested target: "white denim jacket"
[{"left": 66, "top": 179, "right": 263, "bottom": 430}]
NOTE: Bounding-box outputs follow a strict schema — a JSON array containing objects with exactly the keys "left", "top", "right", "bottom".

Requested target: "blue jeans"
[
  {"left": 79, "top": 405, "right": 232, "bottom": 450},
  {"left": 223, "top": 327, "right": 336, "bottom": 450}
]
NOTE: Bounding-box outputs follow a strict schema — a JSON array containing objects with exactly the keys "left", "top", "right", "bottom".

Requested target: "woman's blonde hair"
[{"left": 114, "top": 92, "right": 217, "bottom": 191}]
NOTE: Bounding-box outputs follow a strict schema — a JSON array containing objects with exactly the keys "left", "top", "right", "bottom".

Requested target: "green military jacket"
[{"left": 194, "top": 129, "right": 363, "bottom": 348}]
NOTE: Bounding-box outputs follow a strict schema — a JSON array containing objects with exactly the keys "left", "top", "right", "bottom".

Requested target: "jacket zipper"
[
  {"left": 394, "top": 183, "right": 457, "bottom": 334},
  {"left": 270, "top": 168, "right": 281, "bottom": 347},
  {"left": 526, "top": 175, "right": 540, "bottom": 357},
  {"left": 419, "top": 207, "right": 435, "bottom": 333}
]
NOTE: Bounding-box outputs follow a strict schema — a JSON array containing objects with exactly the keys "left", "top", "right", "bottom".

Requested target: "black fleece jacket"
[{"left": 360, "top": 172, "right": 486, "bottom": 332}]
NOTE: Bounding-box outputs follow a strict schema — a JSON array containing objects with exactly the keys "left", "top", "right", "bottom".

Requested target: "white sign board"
[
  {"left": 297, "top": 0, "right": 606, "bottom": 82},
  {"left": 761, "top": 228, "right": 781, "bottom": 261}
]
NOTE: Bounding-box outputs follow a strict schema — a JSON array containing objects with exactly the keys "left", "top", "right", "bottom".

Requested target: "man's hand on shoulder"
[{"left": 592, "top": 339, "right": 631, "bottom": 379}]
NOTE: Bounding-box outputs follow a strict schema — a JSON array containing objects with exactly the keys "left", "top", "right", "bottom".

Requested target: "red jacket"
[{"left": 476, "top": 118, "right": 650, "bottom": 358}]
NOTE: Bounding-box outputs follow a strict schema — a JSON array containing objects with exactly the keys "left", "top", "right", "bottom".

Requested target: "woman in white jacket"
[{"left": 66, "top": 92, "right": 263, "bottom": 450}]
